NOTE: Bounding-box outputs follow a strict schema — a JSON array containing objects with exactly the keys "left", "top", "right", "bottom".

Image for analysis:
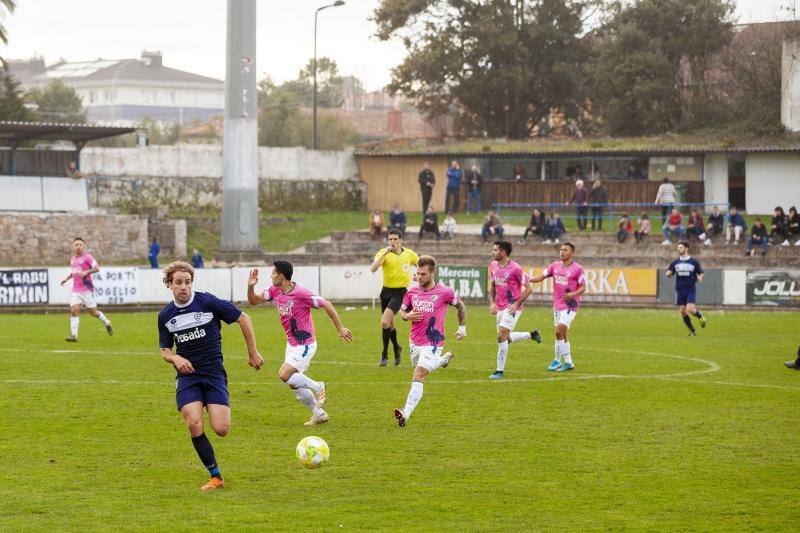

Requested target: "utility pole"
[{"left": 221, "top": 0, "right": 260, "bottom": 253}]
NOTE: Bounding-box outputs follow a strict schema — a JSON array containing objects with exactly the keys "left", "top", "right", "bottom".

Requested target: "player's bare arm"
[
  {"left": 369, "top": 247, "right": 390, "bottom": 272},
  {"left": 665, "top": 269, "right": 674, "bottom": 278},
  {"left": 401, "top": 308, "right": 423, "bottom": 321},
  {"left": 161, "top": 347, "right": 194, "bottom": 374},
  {"left": 455, "top": 300, "right": 467, "bottom": 340},
  {"left": 321, "top": 300, "right": 353, "bottom": 343},
  {"left": 488, "top": 278, "right": 497, "bottom": 314},
  {"left": 530, "top": 272, "right": 548, "bottom": 284},
  {"left": 697, "top": 273, "right": 704, "bottom": 282},
  {"left": 236, "top": 312, "right": 264, "bottom": 370},
  {"left": 564, "top": 283, "right": 587, "bottom": 302},
  {"left": 246, "top": 268, "right": 268, "bottom": 305},
  {"left": 508, "top": 282, "right": 533, "bottom": 315}
]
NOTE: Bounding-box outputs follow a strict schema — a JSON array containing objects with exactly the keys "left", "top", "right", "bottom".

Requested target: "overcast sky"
[{"left": 0, "top": 0, "right": 795, "bottom": 91}]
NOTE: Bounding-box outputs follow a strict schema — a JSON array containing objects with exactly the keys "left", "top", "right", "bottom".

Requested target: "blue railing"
[{"left": 493, "top": 202, "right": 730, "bottom": 226}]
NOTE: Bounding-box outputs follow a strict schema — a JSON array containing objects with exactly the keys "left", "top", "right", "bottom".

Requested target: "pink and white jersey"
[
  {"left": 489, "top": 259, "right": 528, "bottom": 311},
  {"left": 543, "top": 261, "right": 586, "bottom": 312},
  {"left": 264, "top": 283, "right": 327, "bottom": 346},
  {"left": 70, "top": 253, "right": 98, "bottom": 293},
  {"left": 401, "top": 283, "right": 460, "bottom": 347}
]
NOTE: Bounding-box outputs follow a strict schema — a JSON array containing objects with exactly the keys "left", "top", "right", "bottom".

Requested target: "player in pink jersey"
[
  {"left": 393, "top": 255, "right": 467, "bottom": 427},
  {"left": 531, "top": 242, "right": 586, "bottom": 372},
  {"left": 487, "top": 241, "right": 542, "bottom": 379},
  {"left": 59, "top": 237, "right": 113, "bottom": 342},
  {"left": 247, "top": 260, "right": 352, "bottom": 426}
]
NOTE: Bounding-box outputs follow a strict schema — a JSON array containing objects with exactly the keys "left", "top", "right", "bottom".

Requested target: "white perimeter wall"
[
  {"left": 703, "top": 154, "right": 728, "bottom": 211},
  {"left": 81, "top": 145, "right": 359, "bottom": 181},
  {"left": 746, "top": 154, "right": 800, "bottom": 214}
]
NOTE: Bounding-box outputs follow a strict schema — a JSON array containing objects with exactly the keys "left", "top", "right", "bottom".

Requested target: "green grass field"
[{"left": 2, "top": 306, "right": 798, "bottom": 531}]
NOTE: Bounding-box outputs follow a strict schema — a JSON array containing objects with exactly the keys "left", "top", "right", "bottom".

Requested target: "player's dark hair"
[
  {"left": 417, "top": 255, "right": 436, "bottom": 271},
  {"left": 563, "top": 242, "right": 575, "bottom": 251},
  {"left": 387, "top": 228, "right": 403, "bottom": 239},
  {"left": 163, "top": 261, "right": 194, "bottom": 286},
  {"left": 73, "top": 237, "right": 85, "bottom": 243},
  {"left": 273, "top": 260, "right": 293, "bottom": 280},
  {"left": 678, "top": 240, "right": 689, "bottom": 249},
  {"left": 494, "top": 240, "right": 512, "bottom": 256}
]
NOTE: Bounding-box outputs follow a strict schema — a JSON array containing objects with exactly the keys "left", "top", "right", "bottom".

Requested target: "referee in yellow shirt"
[{"left": 370, "top": 228, "right": 419, "bottom": 366}]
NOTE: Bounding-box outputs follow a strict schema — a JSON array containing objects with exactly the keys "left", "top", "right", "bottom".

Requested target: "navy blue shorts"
[
  {"left": 675, "top": 288, "right": 696, "bottom": 306},
  {"left": 175, "top": 370, "right": 229, "bottom": 411}
]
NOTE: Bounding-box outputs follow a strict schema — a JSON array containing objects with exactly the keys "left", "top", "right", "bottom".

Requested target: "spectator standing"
[
  {"left": 388, "top": 203, "right": 408, "bottom": 235},
  {"left": 746, "top": 218, "right": 768, "bottom": 257},
  {"left": 466, "top": 165, "right": 482, "bottom": 214},
  {"left": 661, "top": 208, "right": 685, "bottom": 244},
  {"left": 687, "top": 209, "right": 708, "bottom": 242},
  {"left": 705, "top": 206, "right": 724, "bottom": 244},
  {"left": 418, "top": 206, "right": 441, "bottom": 241},
  {"left": 481, "top": 210, "right": 504, "bottom": 243},
  {"left": 544, "top": 211, "right": 566, "bottom": 244},
  {"left": 634, "top": 213, "right": 651, "bottom": 244},
  {"left": 445, "top": 160, "right": 462, "bottom": 214},
  {"left": 418, "top": 162, "right": 436, "bottom": 213},
  {"left": 725, "top": 206, "right": 747, "bottom": 245},
  {"left": 568, "top": 179, "right": 589, "bottom": 231},
  {"left": 770, "top": 206, "right": 790, "bottom": 246},
  {"left": 617, "top": 213, "right": 633, "bottom": 243},
  {"left": 191, "top": 248, "right": 204, "bottom": 269},
  {"left": 442, "top": 212, "right": 456, "bottom": 240},
  {"left": 627, "top": 164, "right": 644, "bottom": 180},
  {"left": 512, "top": 164, "right": 527, "bottom": 182},
  {"left": 369, "top": 208, "right": 384, "bottom": 241},
  {"left": 148, "top": 236, "right": 160, "bottom": 269},
  {"left": 589, "top": 179, "right": 608, "bottom": 231},
  {"left": 788, "top": 206, "right": 800, "bottom": 245},
  {"left": 518, "top": 208, "right": 546, "bottom": 244},
  {"left": 655, "top": 178, "right": 677, "bottom": 223},
  {"left": 66, "top": 161, "right": 82, "bottom": 179}
]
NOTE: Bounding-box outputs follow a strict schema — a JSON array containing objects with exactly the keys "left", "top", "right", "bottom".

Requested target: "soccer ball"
[{"left": 295, "top": 436, "right": 330, "bottom": 469}]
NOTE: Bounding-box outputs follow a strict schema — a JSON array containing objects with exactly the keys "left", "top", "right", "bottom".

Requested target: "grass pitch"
[{"left": 1, "top": 306, "right": 798, "bottom": 531}]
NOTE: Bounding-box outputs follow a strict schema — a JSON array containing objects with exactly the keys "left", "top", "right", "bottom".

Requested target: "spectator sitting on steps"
[
  {"left": 418, "top": 206, "right": 441, "bottom": 241},
  {"left": 518, "top": 208, "right": 546, "bottom": 244},
  {"left": 770, "top": 206, "right": 790, "bottom": 246},
  {"left": 705, "top": 206, "right": 724, "bottom": 245},
  {"left": 661, "top": 208, "right": 685, "bottom": 245},
  {"left": 388, "top": 203, "right": 407, "bottom": 235},
  {"left": 788, "top": 206, "right": 800, "bottom": 246},
  {"left": 369, "top": 208, "right": 385, "bottom": 241},
  {"left": 617, "top": 213, "right": 633, "bottom": 243},
  {"left": 687, "top": 208, "right": 708, "bottom": 243},
  {"left": 634, "top": 212, "right": 651, "bottom": 244},
  {"left": 746, "top": 218, "right": 768, "bottom": 257},
  {"left": 481, "top": 210, "right": 504, "bottom": 243},
  {"left": 725, "top": 206, "right": 747, "bottom": 245},
  {"left": 544, "top": 211, "right": 566, "bottom": 244}
]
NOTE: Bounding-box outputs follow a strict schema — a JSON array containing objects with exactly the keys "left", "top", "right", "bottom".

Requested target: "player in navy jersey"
[
  {"left": 157, "top": 261, "right": 264, "bottom": 491},
  {"left": 665, "top": 241, "right": 707, "bottom": 336}
]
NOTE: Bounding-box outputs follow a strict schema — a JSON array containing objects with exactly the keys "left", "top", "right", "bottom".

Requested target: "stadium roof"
[
  {"left": 0, "top": 121, "right": 136, "bottom": 144},
  {"left": 354, "top": 133, "right": 800, "bottom": 158}
]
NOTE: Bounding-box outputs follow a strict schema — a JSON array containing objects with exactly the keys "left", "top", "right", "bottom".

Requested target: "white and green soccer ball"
[{"left": 295, "top": 436, "right": 330, "bottom": 469}]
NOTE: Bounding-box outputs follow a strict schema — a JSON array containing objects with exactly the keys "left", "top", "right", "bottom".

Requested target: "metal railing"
[{"left": 493, "top": 202, "right": 730, "bottom": 226}]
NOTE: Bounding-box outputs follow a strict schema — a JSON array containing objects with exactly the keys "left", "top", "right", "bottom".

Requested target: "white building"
[{"left": 9, "top": 51, "right": 224, "bottom": 125}]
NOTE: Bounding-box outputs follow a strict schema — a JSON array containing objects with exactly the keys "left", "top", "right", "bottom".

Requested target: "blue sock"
[{"left": 191, "top": 433, "right": 221, "bottom": 477}]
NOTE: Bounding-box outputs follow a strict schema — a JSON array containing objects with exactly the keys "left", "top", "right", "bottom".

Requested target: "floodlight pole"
[
  {"left": 312, "top": 1, "right": 345, "bottom": 150},
  {"left": 221, "top": 0, "right": 260, "bottom": 253}
]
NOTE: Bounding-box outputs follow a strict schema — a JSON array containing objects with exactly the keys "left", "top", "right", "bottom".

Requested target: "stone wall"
[
  {"left": 150, "top": 219, "right": 187, "bottom": 258},
  {"left": 86, "top": 176, "right": 366, "bottom": 211},
  {"left": 0, "top": 213, "right": 149, "bottom": 266}
]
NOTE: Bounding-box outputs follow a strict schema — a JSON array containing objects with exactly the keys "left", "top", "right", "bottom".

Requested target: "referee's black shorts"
[{"left": 380, "top": 287, "right": 407, "bottom": 313}]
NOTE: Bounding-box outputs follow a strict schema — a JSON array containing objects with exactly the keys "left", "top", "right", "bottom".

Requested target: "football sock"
[
  {"left": 286, "top": 373, "right": 321, "bottom": 393},
  {"left": 390, "top": 327, "right": 400, "bottom": 350},
  {"left": 96, "top": 312, "right": 111, "bottom": 326},
  {"left": 70, "top": 316, "right": 79, "bottom": 337},
  {"left": 403, "top": 381, "right": 424, "bottom": 419},
  {"left": 682, "top": 315, "right": 695, "bottom": 333},
  {"left": 294, "top": 388, "right": 323, "bottom": 416},
  {"left": 191, "top": 433, "right": 220, "bottom": 477},
  {"left": 381, "top": 327, "right": 391, "bottom": 356},
  {"left": 692, "top": 311, "right": 703, "bottom": 320},
  {"left": 496, "top": 340, "right": 509, "bottom": 371},
  {"left": 563, "top": 342, "right": 573, "bottom": 365},
  {"left": 509, "top": 331, "right": 531, "bottom": 343},
  {"left": 554, "top": 340, "right": 565, "bottom": 362}
]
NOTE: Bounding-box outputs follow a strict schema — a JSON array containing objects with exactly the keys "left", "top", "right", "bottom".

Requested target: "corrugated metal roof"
[{"left": 0, "top": 121, "right": 135, "bottom": 143}]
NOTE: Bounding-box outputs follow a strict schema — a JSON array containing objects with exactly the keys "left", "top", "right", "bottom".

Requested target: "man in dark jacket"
[
  {"left": 388, "top": 203, "right": 408, "bottom": 235},
  {"left": 746, "top": 218, "right": 768, "bottom": 257},
  {"left": 568, "top": 180, "right": 589, "bottom": 231},
  {"left": 466, "top": 165, "right": 482, "bottom": 214},
  {"left": 418, "top": 206, "right": 441, "bottom": 241},
  {"left": 445, "top": 160, "right": 462, "bottom": 214},
  {"left": 418, "top": 162, "right": 436, "bottom": 213},
  {"left": 589, "top": 179, "right": 608, "bottom": 231}
]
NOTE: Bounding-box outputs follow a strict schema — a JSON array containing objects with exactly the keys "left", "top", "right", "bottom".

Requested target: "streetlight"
[{"left": 313, "top": 0, "right": 345, "bottom": 150}]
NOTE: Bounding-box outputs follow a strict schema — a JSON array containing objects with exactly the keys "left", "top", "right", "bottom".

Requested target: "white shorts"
[
  {"left": 409, "top": 343, "right": 444, "bottom": 372},
  {"left": 70, "top": 291, "right": 97, "bottom": 308},
  {"left": 553, "top": 309, "right": 577, "bottom": 329},
  {"left": 284, "top": 341, "right": 317, "bottom": 373},
  {"left": 496, "top": 308, "right": 522, "bottom": 331}
]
